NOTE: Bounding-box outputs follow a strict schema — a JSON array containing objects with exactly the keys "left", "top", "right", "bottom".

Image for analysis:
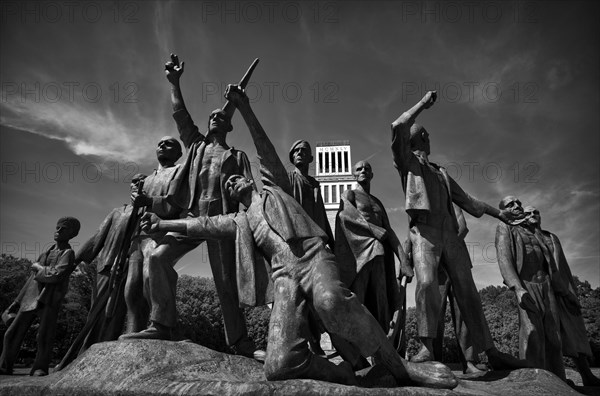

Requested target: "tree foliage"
[{"left": 175, "top": 275, "right": 270, "bottom": 352}]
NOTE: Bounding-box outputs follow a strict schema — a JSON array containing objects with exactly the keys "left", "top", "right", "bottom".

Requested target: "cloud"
[{"left": 0, "top": 97, "right": 159, "bottom": 166}]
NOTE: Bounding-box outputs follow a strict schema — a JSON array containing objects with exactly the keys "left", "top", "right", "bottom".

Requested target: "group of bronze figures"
[{"left": 1, "top": 56, "right": 598, "bottom": 390}]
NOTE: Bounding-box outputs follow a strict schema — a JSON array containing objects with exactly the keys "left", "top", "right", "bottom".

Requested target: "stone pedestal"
[{"left": 0, "top": 340, "right": 586, "bottom": 396}]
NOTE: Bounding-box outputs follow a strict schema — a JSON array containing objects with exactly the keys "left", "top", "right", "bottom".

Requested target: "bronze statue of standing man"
[{"left": 390, "top": 91, "right": 527, "bottom": 369}]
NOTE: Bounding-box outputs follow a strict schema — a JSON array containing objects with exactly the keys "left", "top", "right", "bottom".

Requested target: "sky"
[{"left": 1, "top": 0, "right": 598, "bottom": 307}]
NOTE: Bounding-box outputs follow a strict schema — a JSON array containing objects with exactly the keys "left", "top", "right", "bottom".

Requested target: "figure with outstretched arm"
[
  {"left": 136, "top": 85, "right": 459, "bottom": 389},
  {"left": 390, "top": 91, "right": 529, "bottom": 369},
  {"left": 120, "top": 54, "right": 263, "bottom": 361}
]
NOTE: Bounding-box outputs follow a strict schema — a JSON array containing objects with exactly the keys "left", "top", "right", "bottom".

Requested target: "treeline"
[{"left": 1, "top": 254, "right": 598, "bottom": 367}]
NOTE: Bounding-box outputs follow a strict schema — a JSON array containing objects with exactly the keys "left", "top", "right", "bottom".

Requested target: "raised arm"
[
  {"left": 225, "top": 84, "right": 292, "bottom": 194},
  {"left": 165, "top": 54, "right": 204, "bottom": 148},
  {"left": 165, "top": 53, "right": 187, "bottom": 113},
  {"left": 390, "top": 91, "right": 437, "bottom": 172}
]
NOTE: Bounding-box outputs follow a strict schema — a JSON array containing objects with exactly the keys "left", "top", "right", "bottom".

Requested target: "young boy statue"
[{"left": 0, "top": 216, "right": 81, "bottom": 376}]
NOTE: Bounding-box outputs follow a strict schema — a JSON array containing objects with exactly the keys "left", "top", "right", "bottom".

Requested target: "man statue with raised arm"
[
  {"left": 122, "top": 55, "right": 261, "bottom": 361},
  {"left": 390, "top": 91, "right": 528, "bottom": 369},
  {"left": 139, "top": 84, "right": 458, "bottom": 389}
]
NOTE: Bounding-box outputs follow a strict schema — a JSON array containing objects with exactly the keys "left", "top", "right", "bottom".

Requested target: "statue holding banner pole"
[{"left": 121, "top": 55, "right": 264, "bottom": 361}]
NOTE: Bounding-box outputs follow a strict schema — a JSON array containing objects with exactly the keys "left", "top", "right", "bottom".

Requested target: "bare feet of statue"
[
  {"left": 119, "top": 322, "right": 172, "bottom": 341},
  {"left": 486, "top": 347, "right": 530, "bottom": 370},
  {"left": 410, "top": 344, "right": 433, "bottom": 363},
  {"left": 464, "top": 361, "right": 486, "bottom": 374},
  {"left": 404, "top": 360, "right": 458, "bottom": 389}
]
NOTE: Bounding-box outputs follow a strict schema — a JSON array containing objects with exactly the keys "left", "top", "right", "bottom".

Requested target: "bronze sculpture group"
[{"left": 1, "top": 55, "right": 598, "bottom": 390}]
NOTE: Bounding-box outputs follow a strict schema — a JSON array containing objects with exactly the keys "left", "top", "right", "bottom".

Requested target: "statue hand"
[
  {"left": 165, "top": 53, "right": 185, "bottom": 84},
  {"left": 420, "top": 91, "right": 437, "bottom": 109},
  {"left": 224, "top": 84, "right": 249, "bottom": 108},
  {"left": 31, "top": 262, "right": 43, "bottom": 272},
  {"left": 516, "top": 289, "right": 538, "bottom": 313},
  {"left": 131, "top": 191, "right": 151, "bottom": 207},
  {"left": 140, "top": 213, "right": 161, "bottom": 233}
]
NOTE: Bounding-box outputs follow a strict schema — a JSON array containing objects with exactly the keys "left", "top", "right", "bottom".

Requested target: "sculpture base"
[{"left": 0, "top": 340, "right": 591, "bottom": 396}]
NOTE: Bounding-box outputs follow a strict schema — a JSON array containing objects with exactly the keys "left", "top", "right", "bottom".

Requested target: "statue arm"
[
  {"left": 74, "top": 235, "right": 97, "bottom": 266},
  {"left": 380, "top": 207, "right": 413, "bottom": 279},
  {"left": 186, "top": 215, "right": 238, "bottom": 240},
  {"left": 226, "top": 85, "right": 291, "bottom": 194},
  {"left": 74, "top": 208, "right": 119, "bottom": 265},
  {"left": 548, "top": 234, "right": 580, "bottom": 313},
  {"left": 390, "top": 91, "right": 436, "bottom": 173},
  {"left": 166, "top": 54, "right": 204, "bottom": 149},
  {"left": 495, "top": 223, "right": 523, "bottom": 290},
  {"left": 495, "top": 223, "right": 537, "bottom": 312},
  {"left": 448, "top": 177, "right": 521, "bottom": 224},
  {"left": 238, "top": 151, "right": 257, "bottom": 190},
  {"left": 141, "top": 213, "right": 238, "bottom": 240},
  {"left": 34, "top": 249, "right": 76, "bottom": 284},
  {"left": 165, "top": 53, "right": 187, "bottom": 113},
  {"left": 448, "top": 177, "right": 488, "bottom": 218}
]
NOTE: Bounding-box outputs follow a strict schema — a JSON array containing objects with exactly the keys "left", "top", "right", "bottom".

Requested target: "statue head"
[
  {"left": 289, "top": 140, "right": 313, "bottom": 171},
  {"left": 499, "top": 195, "right": 527, "bottom": 225},
  {"left": 225, "top": 174, "right": 254, "bottom": 203},
  {"left": 208, "top": 109, "right": 233, "bottom": 134},
  {"left": 499, "top": 195, "right": 523, "bottom": 213},
  {"left": 130, "top": 173, "right": 147, "bottom": 194},
  {"left": 156, "top": 136, "right": 182, "bottom": 164},
  {"left": 524, "top": 205, "right": 541, "bottom": 228},
  {"left": 353, "top": 160, "right": 373, "bottom": 187},
  {"left": 55, "top": 216, "right": 81, "bottom": 242},
  {"left": 409, "top": 123, "right": 430, "bottom": 155}
]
